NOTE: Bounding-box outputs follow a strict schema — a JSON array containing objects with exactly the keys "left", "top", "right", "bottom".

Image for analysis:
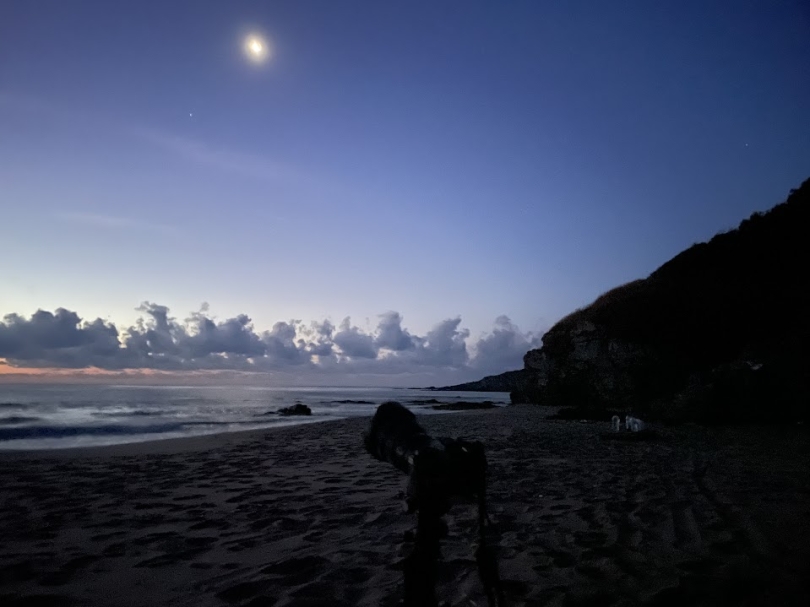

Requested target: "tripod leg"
[
  {"left": 402, "top": 508, "right": 442, "bottom": 607},
  {"left": 477, "top": 494, "right": 505, "bottom": 607}
]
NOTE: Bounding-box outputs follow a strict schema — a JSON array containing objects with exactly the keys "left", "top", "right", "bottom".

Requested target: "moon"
[{"left": 244, "top": 34, "right": 270, "bottom": 63}]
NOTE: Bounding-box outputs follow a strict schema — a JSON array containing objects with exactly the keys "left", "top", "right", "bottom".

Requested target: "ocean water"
[{"left": 0, "top": 385, "right": 508, "bottom": 450}]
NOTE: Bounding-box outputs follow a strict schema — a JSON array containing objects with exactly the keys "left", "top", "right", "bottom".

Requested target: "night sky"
[{"left": 1, "top": 1, "right": 809, "bottom": 383}]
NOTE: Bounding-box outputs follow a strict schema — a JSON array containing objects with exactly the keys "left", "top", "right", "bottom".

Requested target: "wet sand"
[{"left": 1, "top": 405, "right": 809, "bottom": 606}]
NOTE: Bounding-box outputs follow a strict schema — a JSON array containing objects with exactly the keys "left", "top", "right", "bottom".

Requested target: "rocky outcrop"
[
  {"left": 278, "top": 403, "right": 312, "bottom": 416},
  {"left": 511, "top": 320, "right": 669, "bottom": 413},
  {"left": 431, "top": 369, "right": 528, "bottom": 393},
  {"left": 478, "top": 178, "right": 810, "bottom": 423}
]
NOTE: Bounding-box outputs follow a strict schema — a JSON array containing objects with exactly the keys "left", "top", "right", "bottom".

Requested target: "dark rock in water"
[
  {"left": 278, "top": 403, "right": 312, "bottom": 416},
  {"left": 411, "top": 398, "right": 442, "bottom": 405},
  {"left": 331, "top": 399, "right": 375, "bottom": 404},
  {"left": 431, "top": 401, "right": 497, "bottom": 411}
]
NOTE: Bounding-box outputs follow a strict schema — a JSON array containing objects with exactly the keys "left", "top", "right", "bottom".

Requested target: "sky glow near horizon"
[{"left": 1, "top": 1, "right": 809, "bottom": 384}]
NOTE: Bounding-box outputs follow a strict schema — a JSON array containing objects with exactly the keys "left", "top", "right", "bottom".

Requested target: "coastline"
[
  {"left": 2, "top": 405, "right": 808, "bottom": 606},
  {"left": 0, "top": 384, "right": 509, "bottom": 452},
  {"left": 0, "top": 415, "right": 341, "bottom": 458},
  {"left": 0, "top": 407, "right": 482, "bottom": 457}
]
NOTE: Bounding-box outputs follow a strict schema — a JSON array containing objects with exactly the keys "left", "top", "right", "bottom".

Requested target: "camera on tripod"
[
  {"left": 364, "top": 401, "right": 503, "bottom": 607},
  {"left": 365, "top": 401, "right": 486, "bottom": 516}
]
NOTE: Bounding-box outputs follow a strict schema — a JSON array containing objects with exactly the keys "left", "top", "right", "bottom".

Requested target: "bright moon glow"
[{"left": 244, "top": 35, "right": 269, "bottom": 63}]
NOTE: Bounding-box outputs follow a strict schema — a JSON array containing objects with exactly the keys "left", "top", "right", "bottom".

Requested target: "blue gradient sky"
[{"left": 1, "top": 1, "right": 809, "bottom": 380}]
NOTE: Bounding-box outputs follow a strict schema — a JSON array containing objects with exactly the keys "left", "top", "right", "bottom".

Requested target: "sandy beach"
[{"left": 1, "top": 405, "right": 809, "bottom": 606}]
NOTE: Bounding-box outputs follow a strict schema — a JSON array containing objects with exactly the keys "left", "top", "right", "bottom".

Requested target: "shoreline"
[
  {"left": 0, "top": 401, "right": 499, "bottom": 457},
  {"left": 0, "top": 387, "right": 508, "bottom": 456},
  {"left": 0, "top": 415, "right": 343, "bottom": 458}
]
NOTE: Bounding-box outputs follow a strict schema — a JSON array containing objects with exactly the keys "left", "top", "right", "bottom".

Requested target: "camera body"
[{"left": 364, "top": 401, "right": 487, "bottom": 516}]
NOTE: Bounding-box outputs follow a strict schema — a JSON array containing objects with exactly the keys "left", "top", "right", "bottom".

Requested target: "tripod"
[
  {"left": 364, "top": 402, "right": 504, "bottom": 607},
  {"left": 397, "top": 431, "right": 504, "bottom": 606}
]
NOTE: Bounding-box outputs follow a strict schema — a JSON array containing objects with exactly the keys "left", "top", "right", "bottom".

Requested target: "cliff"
[
  {"left": 431, "top": 369, "right": 527, "bottom": 393},
  {"left": 476, "top": 178, "right": 810, "bottom": 422}
]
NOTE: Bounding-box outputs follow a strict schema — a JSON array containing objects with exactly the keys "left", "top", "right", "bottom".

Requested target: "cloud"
[
  {"left": 261, "top": 321, "right": 310, "bottom": 366},
  {"left": 132, "top": 127, "right": 300, "bottom": 184},
  {"left": 0, "top": 91, "right": 301, "bottom": 187},
  {"left": 56, "top": 212, "right": 178, "bottom": 236},
  {"left": 0, "top": 308, "right": 122, "bottom": 368},
  {"left": 333, "top": 317, "right": 377, "bottom": 359},
  {"left": 470, "top": 315, "right": 543, "bottom": 374},
  {"left": 187, "top": 312, "right": 265, "bottom": 358},
  {"left": 417, "top": 317, "right": 470, "bottom": 367},
  {"left": 374, "top": 311, "right": 416, "bottom": 351},
  {"left": 300, "top": 320, "right": 335, "bottom": 358},
  {"left": 0, "top": 303, "right": 543, "bottom": 383}
]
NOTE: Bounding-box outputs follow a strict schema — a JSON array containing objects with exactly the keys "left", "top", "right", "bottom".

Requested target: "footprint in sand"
[
  {"left": 40, "top": 555, "right": 100, "bottom": 586},
  {"left": 260, "top": 555, "right": 330, "bottom": 587},
  {"left": 215, "top": 580, "right": 266, "bottom": 604}
]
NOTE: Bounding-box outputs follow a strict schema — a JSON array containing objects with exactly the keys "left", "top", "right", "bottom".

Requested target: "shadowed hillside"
[
  {"left": 430, "top": 369, "right": 526, "bottom": 393},
  {"left": 462, "top": 178, "right": 810, "bottom": 422}
]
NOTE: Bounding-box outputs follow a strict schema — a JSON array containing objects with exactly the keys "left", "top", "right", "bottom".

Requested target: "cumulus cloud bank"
[{"left": 0, "top": 304, "right": 542, "bottom": 381}]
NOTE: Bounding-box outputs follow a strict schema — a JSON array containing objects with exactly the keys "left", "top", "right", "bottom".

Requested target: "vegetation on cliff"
[
  {"left": 459, "top": 178, "right": 810, "bottom": 422},
  {"left": 547, "top": 179, "right": 810, "bottom": 374}
]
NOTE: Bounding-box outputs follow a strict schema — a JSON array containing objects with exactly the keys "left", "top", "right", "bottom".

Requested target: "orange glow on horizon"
[
  {"left": 0, "top": 359, "right": 264, "bottom": 384},
  {"left": 0, "top": 360, "right": 165, "bottom": 381},
  {"left": 0, "top": 359, "right": 112, "bottom": 375}
]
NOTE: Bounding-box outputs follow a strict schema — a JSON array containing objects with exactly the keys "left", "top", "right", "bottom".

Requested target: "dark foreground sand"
[{"left": 1, "top": 405, "right": 809, "bottom": 606}]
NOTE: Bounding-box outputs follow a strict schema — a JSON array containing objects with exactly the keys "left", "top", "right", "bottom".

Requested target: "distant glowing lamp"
[{"left": 244, "top": 34, "right": 270, "bottom": 63}]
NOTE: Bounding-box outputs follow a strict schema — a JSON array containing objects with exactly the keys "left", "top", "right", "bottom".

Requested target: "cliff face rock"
[
  {"left": 433, "top": 369, "right": 527, "bottom": 393},
  {"left": 508, "top": 178, "right": 810, "bottom": 422},
  {"left": 513, "top": 321, "right": 664, "bottom": 410}
]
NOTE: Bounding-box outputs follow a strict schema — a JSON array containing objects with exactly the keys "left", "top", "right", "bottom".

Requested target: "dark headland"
[{"left": 440, "top": 178, "right": 810, "bottom": 424}]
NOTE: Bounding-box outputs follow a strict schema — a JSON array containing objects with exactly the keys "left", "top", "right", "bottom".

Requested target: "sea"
[{"left": 0, "top": 385, "right": 508, "bottom": 450}]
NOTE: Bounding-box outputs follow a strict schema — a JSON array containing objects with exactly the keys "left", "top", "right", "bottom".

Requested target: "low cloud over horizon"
[{"left": 0, "top": 303, "right": 542, "bottom": 386}]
